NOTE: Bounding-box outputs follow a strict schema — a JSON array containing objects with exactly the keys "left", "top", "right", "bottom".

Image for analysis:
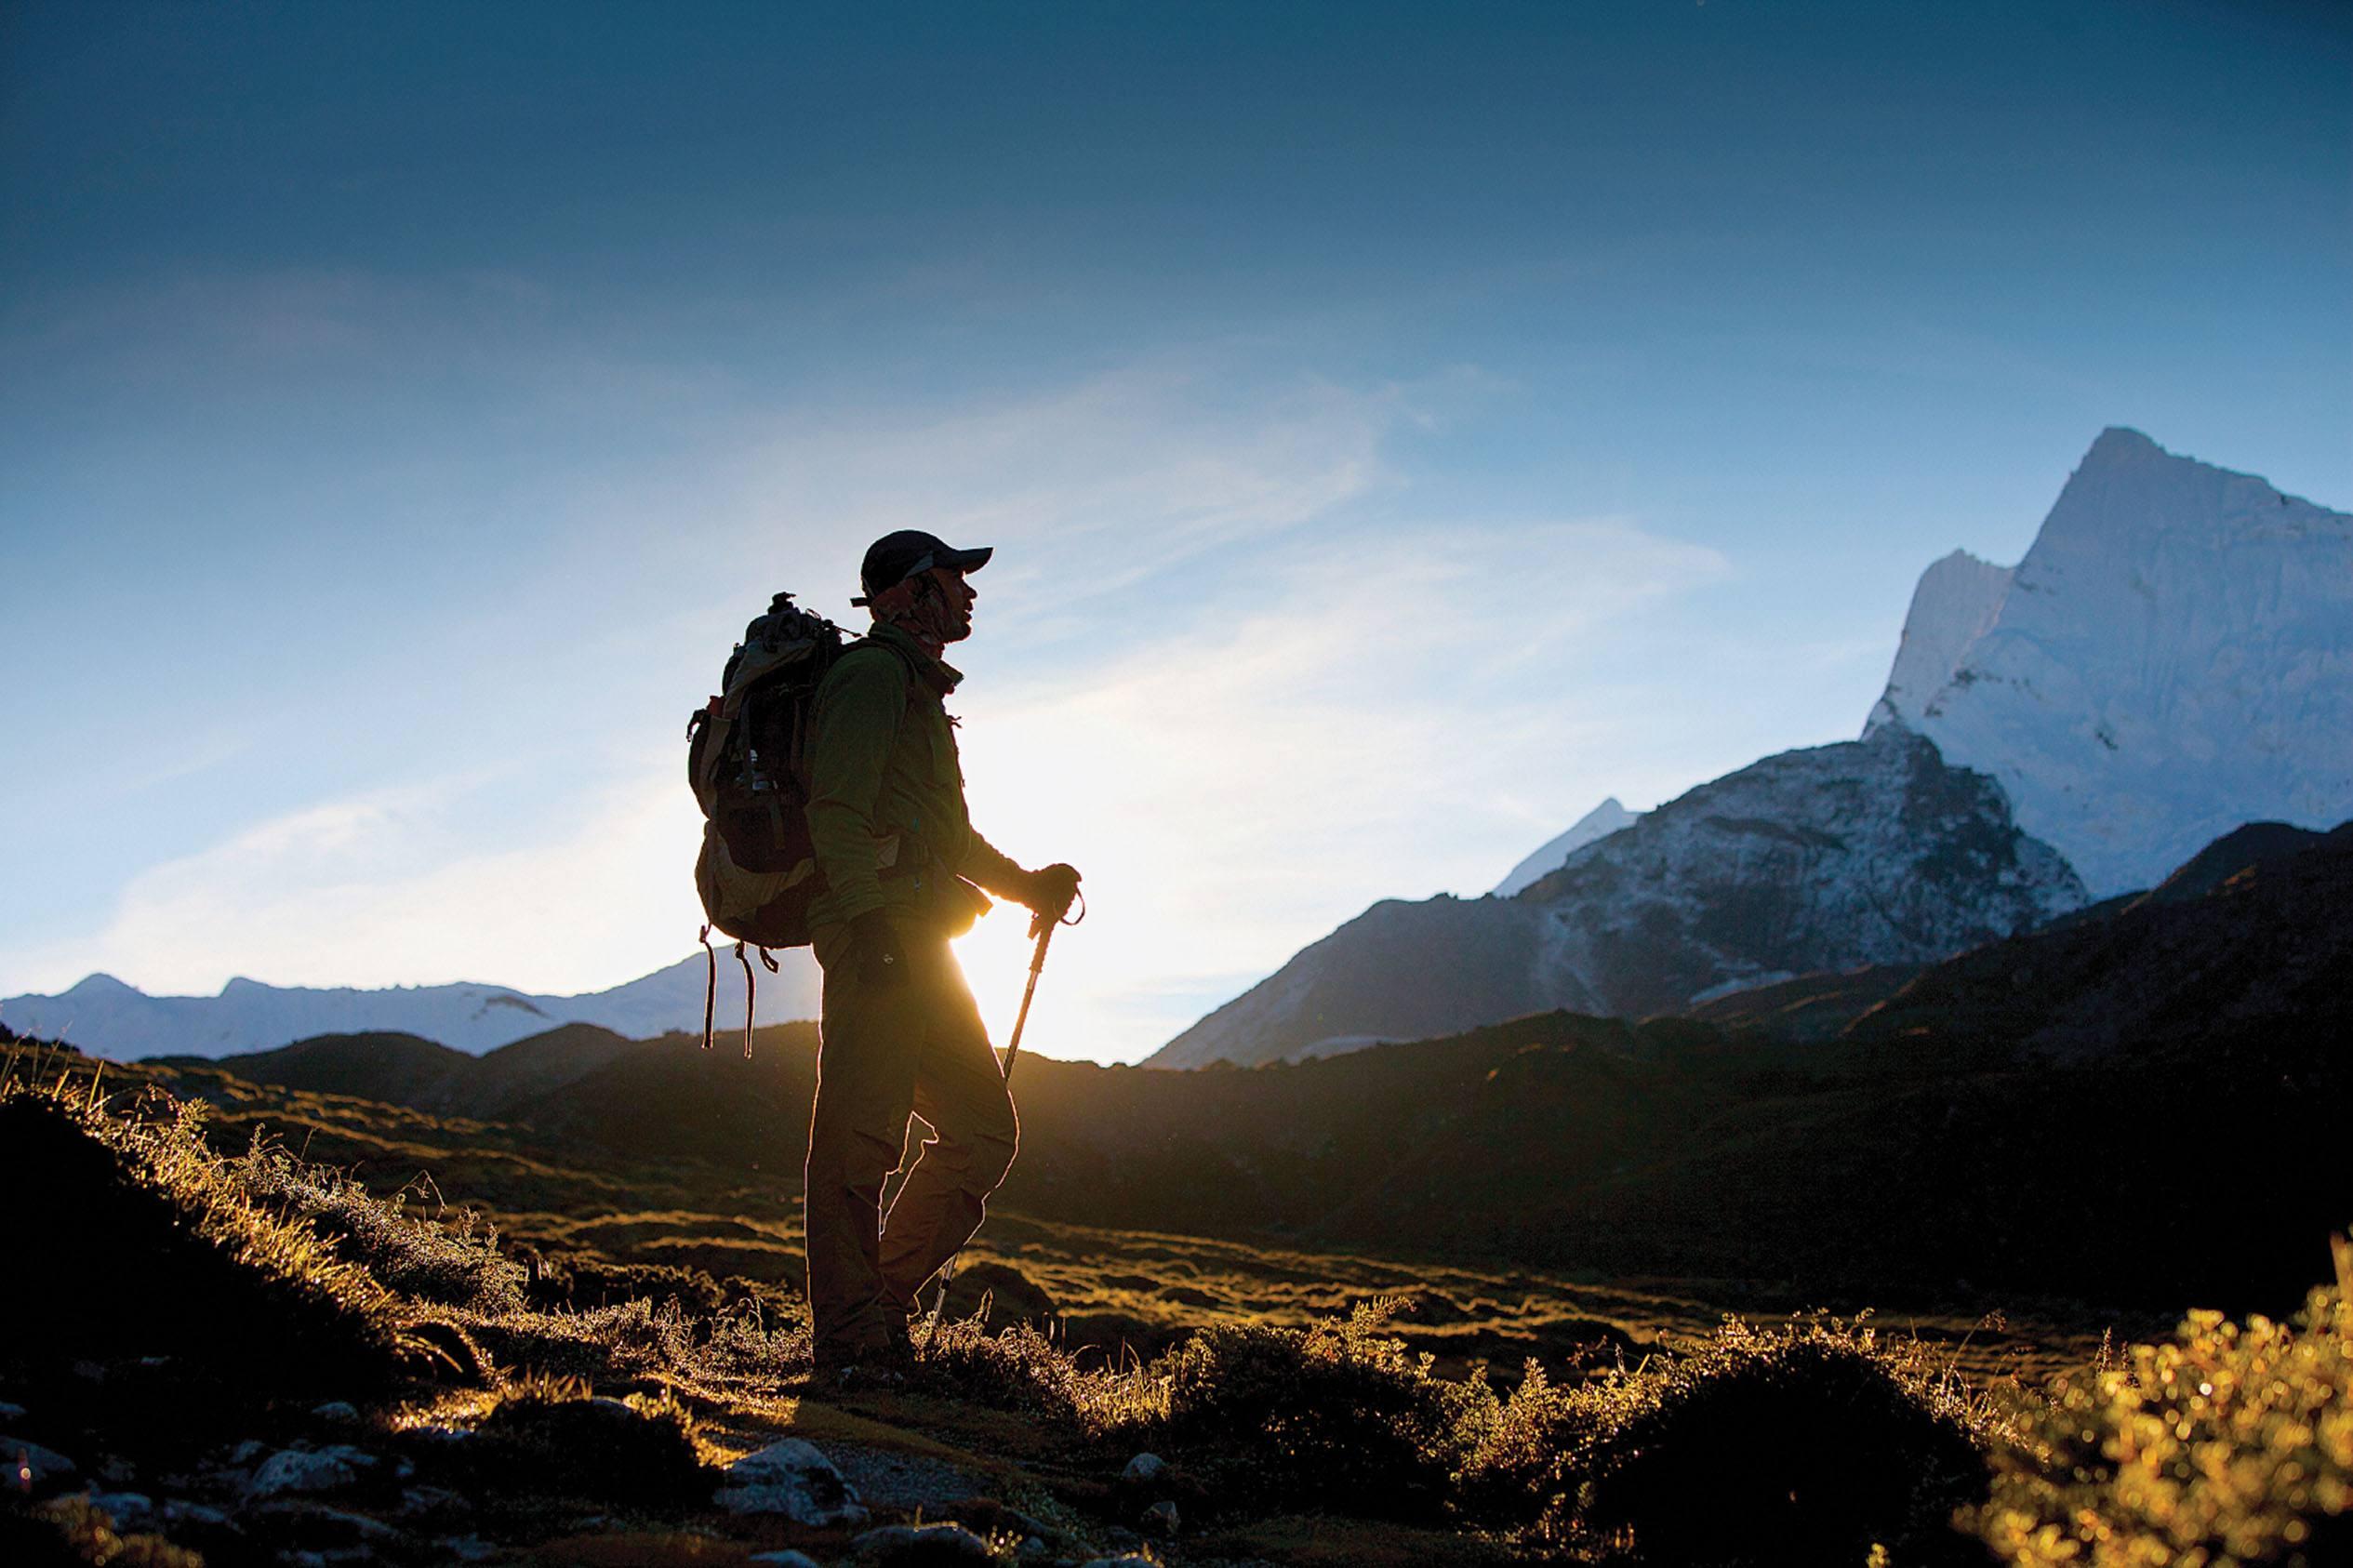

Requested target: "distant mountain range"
[
  {"left": 1154, "top": 725, "right": 2085, "bottom": 1067},
  {"left": 1150, "top": 428, "right": 2352, "bottom": 1066},
  {"left": 130, "top": 817, "right": 2353, "bottom": 1312},
  {"left": 1, "top": 950, "right": 822, "bottom": 1060},
  {"left": 16, "top": 428, "right": 2344, "bottom": 1070}
]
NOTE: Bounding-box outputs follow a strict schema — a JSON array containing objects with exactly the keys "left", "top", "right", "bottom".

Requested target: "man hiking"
[{"left": 802, "top": 528, "right": 1081, "bottom": 1378}]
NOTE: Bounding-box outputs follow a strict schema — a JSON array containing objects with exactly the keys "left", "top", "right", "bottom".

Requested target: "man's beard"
[
  {"left": 914, "top": 591, "right": 971, "bottom": 644},
  {"left": 887, "top": 591, "right": 969, "bottom": 655}
]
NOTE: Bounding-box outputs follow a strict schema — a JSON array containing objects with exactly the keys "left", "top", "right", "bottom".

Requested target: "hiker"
[{"left": 801, "top": 529, "right": 1081, "bottom": 1375}]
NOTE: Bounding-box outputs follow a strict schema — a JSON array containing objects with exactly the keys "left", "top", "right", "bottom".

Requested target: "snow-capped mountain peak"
[
  {"left": 1866, "top": 550, "right": 2014, "bottom": 736},
  {"left": 1872, "top": 428, "right": 2353, "bottom": 897},
  {"left": 1492, "top": 797, "right": 1642, "bottom": 896}
]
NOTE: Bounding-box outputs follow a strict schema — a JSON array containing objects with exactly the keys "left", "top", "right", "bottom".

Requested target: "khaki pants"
[{"left": 804, "top": 920, "right": 1017, "bottom": 1364}]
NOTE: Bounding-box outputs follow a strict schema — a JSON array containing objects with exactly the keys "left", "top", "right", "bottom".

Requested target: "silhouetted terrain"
[{"left": 146, "top": 819, "right": 2353, "bottom": 1318}]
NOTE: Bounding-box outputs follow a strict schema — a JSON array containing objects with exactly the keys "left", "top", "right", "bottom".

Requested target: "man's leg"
[
  {"left": 877, "top": 935, "right": 1018, "bottom": 1312},
  {"left": 804, "top": 937, "right": 923, "bottom": 1366}
]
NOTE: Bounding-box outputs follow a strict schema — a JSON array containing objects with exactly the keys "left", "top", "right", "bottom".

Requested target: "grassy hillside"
[
  {"left": 135, "top": 821, "right": 2350, "bottom": 1325},
  {"left": 7, "top": 1047, "right": 2349, "bottom": 1567}
]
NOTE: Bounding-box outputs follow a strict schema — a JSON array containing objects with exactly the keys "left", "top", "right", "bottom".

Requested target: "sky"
[{"left": 3, "top": 0, "right": 2348, "bottom": 1064}]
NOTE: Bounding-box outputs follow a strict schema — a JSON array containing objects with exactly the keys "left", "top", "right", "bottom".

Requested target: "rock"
[
  {"left": 0, "top": 1401, "right": 26, "bottom": 1422},
  {"left": 1079, "top": 1557, "right": 1162, "bottom": 1568},
  {"left": 5, "top": 1435, "right": 80, "bottom": 1492},
  {"left": 163, "top": 1499, "right": 234, "bottom": 1529},
  {"left": 440, "top": 1537, "right": 499, "bottom": 1561},
  {"left": 309, "top": 1402, "right": 360, "bottom": 1425},
  {"left": 1017, "top": 1538, "right": 1048, "bottom": 1560},
  {"left": 749, "top": 1552, "right": 825, "bottom": 1568},
  {"left": 850, "top": 1521, "right": 997, "bottom": 1563},
  {"left": 247, "top": 1447, "right": 361, "bottom": 1498},
  {"left": 85, "top": 1490, "right": 155, "bottom": 1527},
  {"left": 230, "top": 1440, "right": 270, "bottom": 1464},
  {"left": 715, "top": 1438, "right": 869, "bottom": 1528},
  {"left": 397, "top": 1485, "right": 466, "bottom": 1520},
  {"left": 1118, "top": 1452, "right": 1164, "bottom": 1484},
  {"left": 250, "top": 1499, "right": 402, "bottom": 1548},
  {"left": 1140, "top": 1499, "right": 1179, "bottom": 1536}
]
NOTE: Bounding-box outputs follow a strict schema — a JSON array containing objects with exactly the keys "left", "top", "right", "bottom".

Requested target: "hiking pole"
[
  {"left": 925, "top": 889, "right": 1084, "bottom": 1341},
  {"left": 996, "top": 917, "right": 1056, "bottom": 1080},
  {"left": 1000, "top": 885, "right": 1083, "bottom": 1081}
]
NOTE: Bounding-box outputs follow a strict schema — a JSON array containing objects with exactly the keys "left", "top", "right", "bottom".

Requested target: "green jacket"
[{"left": 804, "top": 621, "right": 1025, "bottom": 937}]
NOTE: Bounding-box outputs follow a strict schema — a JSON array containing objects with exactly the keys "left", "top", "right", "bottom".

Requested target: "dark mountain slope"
[
  {"left": 1155, "top": 727, "right": 2084, "bottom": 1067},
  {"left": 152, "top": 1031, "right": 478, "bottom": 1110},
  {"left": 2140, "top": 820, "right": 2329, "bottom": 905},
  {"left": 155, "top": 823, "right": 2348, "bottom": 1311},
  {"left": 1840, "top": 821, "right": 2353, "bottom": 1060},
  {"left": 459, "top": 1022, "right": 641, "bottom": 1119}
]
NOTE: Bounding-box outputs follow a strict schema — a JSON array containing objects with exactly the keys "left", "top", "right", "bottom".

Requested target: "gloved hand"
[
  {"left": 1020, "top": 862, "right": 1083, "bottom": 937},
  {"left": 844, "top": 909, "right": 907, "bottom": 990}
]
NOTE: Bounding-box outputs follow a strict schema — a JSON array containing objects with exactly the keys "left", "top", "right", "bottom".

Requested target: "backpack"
[{"left": 685, "top": 591, "right": 849, "bottom": 1053}]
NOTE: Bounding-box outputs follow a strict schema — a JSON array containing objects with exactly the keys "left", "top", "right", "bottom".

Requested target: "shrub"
[
  {"left": 1974, "top": 1241, "right": 2353, "bottom": 1568},
  {"left": 918, "top": 1316, "right": 1156, "bottom": 1433},
  {"left": 1143, "top": 1297, "right": 1496, "bottom": 1521},
  {"left": 455, "top": 1292, "right": 811, "bottom": 1395},
  {"left": 1453, "top": 1359, "right": 1616, "bottom": 1535},
  {"left": 1573, "top": 1317, "right": 1999, "bottom": 1566},
  {"left": 468, "top": 1373, "right": 714, "bottom": 1508},
  {"left": 0, "top": 1495, "right": 204, "bottom": 1567},
  {"left": 232, "top": 1138, "right": 527, "bottom": 1312}
]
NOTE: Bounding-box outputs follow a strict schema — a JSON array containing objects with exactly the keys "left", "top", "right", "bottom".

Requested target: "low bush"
[
  {"left": 233, "top": 1138, "right": 527, "bottom": 1313},
  {"left": 1573, "top": 1316, "right": 2001, "bottom": 1566},
  {"left": 0, "top": 1495, "right": 204, "bottom": 1568},
  {"left": 919, "top": 1316, "right": 1155, "bottom": 1432},
  {"left": 1143, "top": 1296, "right": 1496, "bottom": 1521},
  {"left": 1974, "top": 1240, "right": 2353, "bottom": 1568},
  {"left": 456, "top": 1293, "right": 810, "bottom": 1395},
  {"left": 1453, "top": 1359, "right": 1615, "bottom": 1535},
  {"left": 466, "top": 1374, "right": 714, "bottom": 1508}
]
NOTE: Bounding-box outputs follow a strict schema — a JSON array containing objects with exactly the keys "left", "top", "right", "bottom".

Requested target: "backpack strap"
[
  {"left": 697, "top": 924, "right": 718, "bottom": 1052},
  {"left": 735, "top": 940, "right": 756, "bottom": 1058}
]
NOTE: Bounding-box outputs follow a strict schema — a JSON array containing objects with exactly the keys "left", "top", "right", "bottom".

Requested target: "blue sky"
[{"left": 4, "top": 0, "right": 2347, "bottom": 1062}]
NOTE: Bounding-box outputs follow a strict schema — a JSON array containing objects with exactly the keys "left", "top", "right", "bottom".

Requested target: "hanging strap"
[
  {"left": 736, "top": 940, "right": 756, "bottom": 1057},
  {"left": 698, "top": 924, "right": 718, "bottom": 1051}
]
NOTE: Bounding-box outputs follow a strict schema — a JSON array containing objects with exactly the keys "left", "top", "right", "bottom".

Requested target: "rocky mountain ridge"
[
  {"left": 1870, "top": 427, "right": 2353, "bottom": 897},
  {"left": 1153, "top": 726, "right": 2083, "bottom": 1067},
  {"left": 1, "top": 951, "right": 822, "bottom": 1061},
  {"left": 1157, "top": 427, "right": 2347, "bottom": 1066}
]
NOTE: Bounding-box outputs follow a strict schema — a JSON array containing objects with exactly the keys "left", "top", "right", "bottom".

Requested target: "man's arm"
[
  {"left": 804, "top": 647, "right": 909, "bottom": 925},
  {"left": 964, "top": 831, "right": 1081, "bottom": 931},
  {"left": 959, "top": 830, "right": 1029, "bottom": 900}
]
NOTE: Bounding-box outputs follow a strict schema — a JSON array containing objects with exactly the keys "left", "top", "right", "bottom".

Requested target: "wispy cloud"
[
  {"left": 3, "top": 766, "right": 709, "bottom": 1000},
  {"left": 3, "top": 364, "right": 1734, "bottom": 1064},
  {"left": 947, "top": 515, "right": 1731, "bottom": 1061}
]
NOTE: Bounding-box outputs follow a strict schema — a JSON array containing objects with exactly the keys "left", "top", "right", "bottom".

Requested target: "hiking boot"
[{"left": 809, "top": 1333, "right": 915, "bottom": 1394}]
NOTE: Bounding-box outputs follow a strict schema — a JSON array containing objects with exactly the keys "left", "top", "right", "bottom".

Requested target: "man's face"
[{"left": 927, "top": 565, "right": 977, "bottom": 643}]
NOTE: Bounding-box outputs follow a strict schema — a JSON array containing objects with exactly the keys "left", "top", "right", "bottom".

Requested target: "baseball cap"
[{"left": 852, "top": 529, "right": 993, "bottom": 606}]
